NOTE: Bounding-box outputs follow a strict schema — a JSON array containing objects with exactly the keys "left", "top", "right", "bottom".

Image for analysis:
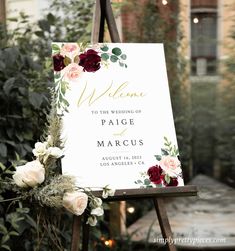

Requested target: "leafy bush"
[
  {"left": 0, "top": 1, "right": 94, "bottom": 250},
  {"left": 0, "top": 26, "right": 50, "bottom": 165}
]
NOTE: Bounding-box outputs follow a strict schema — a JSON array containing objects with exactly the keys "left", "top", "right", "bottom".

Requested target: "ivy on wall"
[{"left": 217, "top": 19, "right": 235, "bottom": 186}]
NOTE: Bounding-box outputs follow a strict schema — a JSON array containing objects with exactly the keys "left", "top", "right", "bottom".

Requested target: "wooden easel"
[{"left": 71, "top": 1, "right": 198, "bottom": 251}]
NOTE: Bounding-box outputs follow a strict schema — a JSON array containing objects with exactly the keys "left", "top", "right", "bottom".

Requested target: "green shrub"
[{"left": 0, "top": 1, "right": 94, "bottom": 250}]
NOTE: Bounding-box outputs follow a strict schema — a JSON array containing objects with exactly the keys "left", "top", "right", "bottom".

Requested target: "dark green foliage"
[
  {"left": 0, "top": 1, "right": 94, "bottom": 250},
  {"left": 0, "top": 36, "right": 50, "bottom": 164}
]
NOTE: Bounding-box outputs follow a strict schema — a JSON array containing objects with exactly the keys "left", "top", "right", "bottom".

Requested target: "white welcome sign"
[{"left": 52, "top": 43, "right": 184, "bottom": 189}]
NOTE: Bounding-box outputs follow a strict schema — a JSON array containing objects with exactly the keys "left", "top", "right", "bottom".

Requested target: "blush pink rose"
[
  {"left": 60, "top": 43, "right": 79, "bottom": 58},
  {"left": 159, "top": 156, "right": 182, "bottom": 177},
  {"left": 65, "top": 63, "right": 83, "bottom": 80},
  {"left": 63, "top": 191, "right": 88, "bottom": 216}
]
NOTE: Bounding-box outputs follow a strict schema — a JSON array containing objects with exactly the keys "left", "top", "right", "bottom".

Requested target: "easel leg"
[
  {"left": 71, "top": 215, "right": 81, "bottom": 251},
  {"left": 81, "top": 213, "right": 90, "bottom": 251},
  {"left": 153, "top": 198, "right": 177, "bottom": 251}
]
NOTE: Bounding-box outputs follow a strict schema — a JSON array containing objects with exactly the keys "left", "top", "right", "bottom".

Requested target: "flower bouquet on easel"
[{"left": 0, "top": 91, "right": 115, "bottom": 249}]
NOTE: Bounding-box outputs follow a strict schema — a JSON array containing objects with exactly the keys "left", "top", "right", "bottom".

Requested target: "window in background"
[{"left": 191, "top": 12, "right": 217, "bottom": 76}]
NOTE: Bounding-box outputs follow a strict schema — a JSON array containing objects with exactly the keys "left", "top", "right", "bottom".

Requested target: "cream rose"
[
  {"left": 32, "top": 142, "right": 48, "bottom": 157},
  {"left": 13, "top": 160, "right": 45, "bottom": 188},
  {"left": 102, "top": 186, "right": 115, "bottom": 199},
  {"left": 47, "top": 147, "right": 63, "bottom": 158},
  {"left": 90, "top": 197, "right": 102, "bottom": 208},
  {"left": 91, "top": 207, "right": 104, "bottom": 217},
  {"left": 63, "top": 191, "right": 88, "bottom": 216},
  {"left": 159, "top": 156, "right": 182, "bottom": 177},
  {"left": 87, "top": 216, "right": 97, "bottom": 226},
  {"left": 65, "top": 63, "right": 83, "bottom": 81}
]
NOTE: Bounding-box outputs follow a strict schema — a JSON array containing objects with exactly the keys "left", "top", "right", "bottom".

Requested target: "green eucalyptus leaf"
[
  {"left": 165, "top": 174, "right": 171, "bottom": 184},
  {"left": 161, "top": 148, "right": 169, "bottom": 156},
  {"left": 101, "top": 45, "right": 109, "bottom": 52},
  {"left": 112, "top": 47, "right": 122, "bottom": 56},
  {"left": 144, "top": 178, "right": 151, "bottom": 185},
  {"left": 154, "top": 155, "right": 162, "bottom": 161},
  {"left": 101, "top": 53, "right": 109, "bottom": 61},
  {"left": 121, "top": 54, "right": 127, "bottom": 60},
  {"left": 110, "top": 55, "right": 118, "bottom": 62}
]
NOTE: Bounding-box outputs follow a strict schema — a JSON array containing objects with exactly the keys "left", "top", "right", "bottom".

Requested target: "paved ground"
[{"left": 127, "top": 174, "right": 235, "bottom": 250}]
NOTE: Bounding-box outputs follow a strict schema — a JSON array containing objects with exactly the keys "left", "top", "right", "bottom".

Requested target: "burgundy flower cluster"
[
  {"left": 78, "top": 49, "right": 101, "bottom": 72},
  {"left": 53, "top": 49, "right": 101, "bottom": 73},
  {"left": 53, "top": 54, "right": 66, "bottom": 72},
  {"left": 147, "top": 165, "right": 178, "bottom": 187}
]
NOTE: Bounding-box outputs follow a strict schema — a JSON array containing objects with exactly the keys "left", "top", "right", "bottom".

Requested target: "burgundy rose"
[
  {"left": 147, "top": 165, "right": 163, "bottom": 185},
  {"left": 164, "top": 177, "right": 178, "bottom": 187},
  {"left": 79, "top": 49, "right": 101, "bottom": 72},
  {"left": 53, "top": 54, "right": 66, "bottom": 71}
]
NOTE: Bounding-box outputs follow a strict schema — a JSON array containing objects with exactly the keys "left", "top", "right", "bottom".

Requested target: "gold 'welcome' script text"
[{"left": 77, "top": 81, "right": 145, "bottom": 107}]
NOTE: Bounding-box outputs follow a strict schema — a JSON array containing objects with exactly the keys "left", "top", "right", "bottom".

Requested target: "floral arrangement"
[
  {"left": 1, "top": 97, "right": 115, "bottom": 227},
  {"left": 52, "top": 42, "right": 127, "bottom": 112},
  {"left": 135, "top": 137, "right": 183, "bottom": 188}
]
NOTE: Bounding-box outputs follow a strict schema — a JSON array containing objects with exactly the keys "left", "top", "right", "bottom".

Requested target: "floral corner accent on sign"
[
  {"left": 0, "top": 97, "right": 115, "bottom": 227},
  {"left": 52, "top": 42, "right": 127, "bottom": 112},
  {"left": 135, "top": 137, "right": 183, "bottom": 188}
]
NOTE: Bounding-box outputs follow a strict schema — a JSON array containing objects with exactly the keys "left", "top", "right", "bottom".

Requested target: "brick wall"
[
  {"left": 121, "top": 0, "right": 179, "bottom": 42},
  {"left": 191, "top": 0, "right": 217, "bottom": 8}
]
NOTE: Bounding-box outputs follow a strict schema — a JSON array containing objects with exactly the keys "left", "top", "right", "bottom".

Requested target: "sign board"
[{"left": 52, "top": 43, "right": 184, "bottom": 189}]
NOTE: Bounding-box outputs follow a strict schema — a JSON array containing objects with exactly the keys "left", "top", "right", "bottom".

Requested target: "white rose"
[
  {"left": 91, "top": 207, "right": 104, "bottom": 217},
  {"left": 47, "top": 147, "right": 63, "bottom": 158},
  {"left": 102, "top": 186, "right": 115, "bottom": 199},
  {"left": 107, "top": 188, "right": 115, "bottom": 197},
  {"left": 32, "top": 142, "right": 48, "bottom": 157},
  {"left": 13, "top": 160, "right": 45, "bottom": 188},
  {"left": 87, "top": 216, "right": 97, "bottom": 226},
  {"left": 63, "top": 191, "right": 88, "bottom": 216},
  {"left": 90, "top": 197, "right": 102, "bottom": 208}
]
